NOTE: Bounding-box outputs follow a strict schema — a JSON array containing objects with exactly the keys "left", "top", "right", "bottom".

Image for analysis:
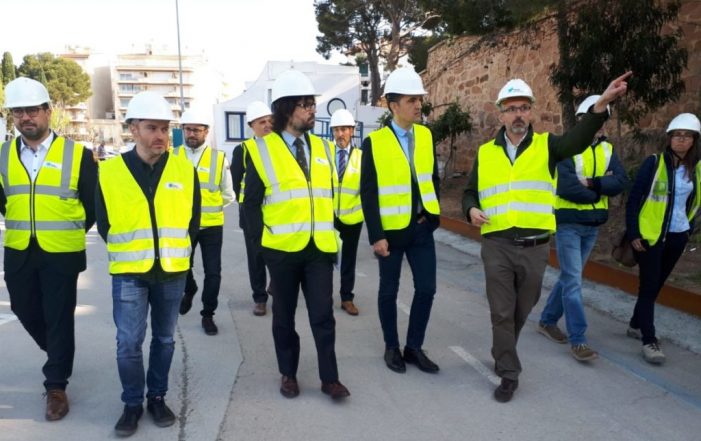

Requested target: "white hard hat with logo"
[
  {"left": 180, "top": 107, "right": 211, "bottom": 126},
  {"left": 246, "top": 101, "right": 272, "bottom": 123},
  {"left": 330, "top": 109, "right": 356, "bottom": 128},
  {"left": 496, "top": 79, "right": 535, "bottom": 106},
  {"left": 125, "top": 91, "right": 173, "bottom": 122},
  {"left": 576, "top": 95, "right": 610, "bottom": 116},
  {"left": 271, "top": 70, "right": 318, "bottom": 103},
  {"left": 666, "top": 113, "right": 701, "bottom": 134},
  {"left": 383, "top": 68, "right": 427, "bottom": 96},
  {"left": 4, "top": 77, "right": 51, "bottom": 108}
]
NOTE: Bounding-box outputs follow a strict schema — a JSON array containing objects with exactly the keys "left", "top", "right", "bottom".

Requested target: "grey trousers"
[{"left": 481, "top": 237, "right": 549, "bottom": 380}]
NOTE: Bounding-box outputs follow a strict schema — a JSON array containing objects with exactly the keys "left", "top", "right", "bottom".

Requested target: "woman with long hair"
[{"left": 625, "top": 113, "right": 701, "bottom": 364}]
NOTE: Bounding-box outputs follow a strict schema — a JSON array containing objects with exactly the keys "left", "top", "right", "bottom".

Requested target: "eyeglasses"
[
  {"left": 11, "top": 106, "right": 44, "bottom": 118},
  {"left": 183, "top": 127, "right": 206, "bottom": 134},
  {"left": 296, "top": 102, "right": 316, "bottom": 111},
  {"left": 671, "top": 132, "right": 694, "bottom": 141},
  {"left": 501, "top": 104, "right": 532, "bottom": 114}
]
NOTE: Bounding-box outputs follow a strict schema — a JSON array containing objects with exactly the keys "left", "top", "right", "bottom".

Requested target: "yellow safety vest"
[
  {"left": 0, "top": 137, "right": 86, "bottom": 252},
  {"left": 368, "top": 125, "right": 440, "bottom": 231},
  {"left": 246, "top": 132, "right": 337, "bottom": 253},
  {"left": 335, "top": 146, "right": 364, "bottom": 225},
  {"left": 477, "top": 133, "right": 556, "bottom": 234},
  {"left": 237, "top": 139, "right": 254, "bottom": 204},
  {"left": 555, "top": 141, "right": 613, "bottom": 211},
  {"left": 99, "top": 153, "right": 194, "bottom": 274},
  {"left": 173, "top": 145, "right": 225, "bottom": 227},
  {"left": 639, "top": 154, "right": 701, "bottom": 246}
]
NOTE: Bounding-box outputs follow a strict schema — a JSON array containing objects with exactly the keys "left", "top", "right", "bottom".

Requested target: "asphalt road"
[{"left": 1, "top": 205, "right": 700, "bottom": 441}]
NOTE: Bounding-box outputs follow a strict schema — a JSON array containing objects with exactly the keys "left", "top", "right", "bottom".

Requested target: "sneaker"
[
  {"left": 642, "top": 342, "right": 666, "bottom": 365},
  {"left": 115, "top": 405, "right": 143, "bottom": 437},
  {"left": 202, "top": 316, "right": 218, "bottom": 335},
  {"left": 146, "top": 396, "right": 176, "bottom": 427},
  {"left": 571, "top": 344, "right": 598, "bottom": 362},
  {"left": 626, "top": 327, "right": 642, "bottom": 340},
  {"left": 537, "top": 322, "right": 568, "bottom": 344}
]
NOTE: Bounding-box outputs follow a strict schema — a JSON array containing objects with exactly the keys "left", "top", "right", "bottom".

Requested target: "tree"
[
  {"left": 18, "top": 53, "right": 91, "bottom": 106},
  {"left": 408, "top": 33, "right": 447, "bottom": 72},
  {"left": 2, "top": 52, "right": 15, "bottom": 85},
  {"left": 550, "top": 0, "right": 687, "bottom": 129},
  {"left": 428, "top": 102, "right": 472, "bottom": 180},
  {"left": 0, "top": 67, "right": 4, "bottom": 108}
]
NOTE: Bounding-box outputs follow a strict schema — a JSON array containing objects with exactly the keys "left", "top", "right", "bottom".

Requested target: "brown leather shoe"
[
  {"left": 321, "top": 381, "right": 350, "bottom": 400},
  {"left": 45, "top": 389, "right": 69, "bottom": 421},
  {"left": 341, "top": 301, "right": 359, "bottom": 316},
  {"left": 280, "top": 376, "right": 299, "bottom": 398},
  {"left": 253, "top": 302, "right": 267, "bottom": 316}
]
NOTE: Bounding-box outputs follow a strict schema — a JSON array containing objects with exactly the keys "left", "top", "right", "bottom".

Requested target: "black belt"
[{"left": 489, "top": 234, "right": 550, "bottom": 248}]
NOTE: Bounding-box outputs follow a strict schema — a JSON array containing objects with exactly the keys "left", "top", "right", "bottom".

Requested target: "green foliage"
[
  {"left": 0, "top": 67, "right": 4, "bottom": 108},
  {"left": 18, "top": 53, "right": 91, "bottom": 106},
  {"left": 550, "top": 0, "right": 687, "bottom": 128},
  {"left": 408, "top": 33, "right": 447, "bottom": 72},
  {"left": 49, "top": 106, "right": 71, "bottom": 134},
  {"left": 2, "top": 52, "right": 15, "bottom": 85},
  {"left": 427, "top": 101, "right": 472, "bottom": 179},
  {"left": 377, "top": 110, "right": 393, "bottom": 127}
]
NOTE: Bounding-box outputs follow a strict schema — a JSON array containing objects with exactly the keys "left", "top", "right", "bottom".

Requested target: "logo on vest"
[
  {"left": 165, "top": 182, "right": 184, "bottom": 190},
  {"left": 315, "top": 157, "right": 329, "bottom": 165},
  {"left": 198, "top": 166, "right": 209, "bottom": 173},
  {"left": 653, "top": 181, "right": 667, "bottom": 195},
  {"left": 43, "top": 161, "right": 62, "bottom": 170}
]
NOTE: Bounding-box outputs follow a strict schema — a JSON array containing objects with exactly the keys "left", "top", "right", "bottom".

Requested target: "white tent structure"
[{"left": 213, "top": 60, "right": 385, "bottom": 158}]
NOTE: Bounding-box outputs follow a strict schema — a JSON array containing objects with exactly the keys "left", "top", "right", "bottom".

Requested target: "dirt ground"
[{"left": 440, "top": 176, "right": 701, "bottom": 294}]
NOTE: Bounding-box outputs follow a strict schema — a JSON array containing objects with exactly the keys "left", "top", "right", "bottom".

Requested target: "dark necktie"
[
  {"left": 293, "top": 137, "right": 309, "bottom": 178},
  {"left": 338, "top": 149, "right": 347, "bottom": 180}
]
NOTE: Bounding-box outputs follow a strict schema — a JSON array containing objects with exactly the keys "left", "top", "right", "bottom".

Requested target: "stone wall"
[{"left": 423, "top": 0, "right": 701, "bottom": 175}]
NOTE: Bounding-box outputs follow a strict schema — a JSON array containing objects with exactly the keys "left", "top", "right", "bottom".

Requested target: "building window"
[
  {"left": 226, "top": 112, "right": 246, "bottom": 141},
  {"left": 361, "top": 89, "right": 369, "bottom": 105}
]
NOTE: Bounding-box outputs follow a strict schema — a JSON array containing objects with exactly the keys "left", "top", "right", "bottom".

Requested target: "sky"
[{"left": 3, "top": 0, "right": 347, "bottom": 96}]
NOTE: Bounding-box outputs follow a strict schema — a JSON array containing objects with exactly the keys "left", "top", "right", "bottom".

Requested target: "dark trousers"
[
  {"left": 184, "top": 226, "right": 223, "bottom": 317},
  {"left": 241, "top": 208, "right": 269, "bottom": 304},
  {"left": 631, "top": 231, "right": 688, "bottom": 345},
  {"left": 377, "top": 220, "right": 436, "bottom": 350},
  {"left": 334, "top": 219, "right": 363, "bottom": 301},
  {"left": 481, "top": 237, "right": 549, "bottom": 381},
  {"left": 6, "top": 244, "right": 79, "bottom": 391},
  {"left": 263, "top": 242, "right": 338, "bottom": 383}
]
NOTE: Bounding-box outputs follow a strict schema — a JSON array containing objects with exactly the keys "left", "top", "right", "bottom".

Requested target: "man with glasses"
[
  {"left": 0, "top": 77, "right": 97, "bottom": 420},
  {"left": 174, "top": 109, "right": 234, "bottom": 335},
  {"left": 242, "top": 70, "right": 350, "bottom": 400},
  {"left": 462, "top": 73, "right": 631, "bottom": 402}
]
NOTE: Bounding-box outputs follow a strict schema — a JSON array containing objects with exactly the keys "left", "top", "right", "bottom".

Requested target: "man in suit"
[
  {"left": 360, "top": 68, "right": 441, "bottom": 375},
  {"left": 0, "top": 77, "right": 97, "bottom": 420}
]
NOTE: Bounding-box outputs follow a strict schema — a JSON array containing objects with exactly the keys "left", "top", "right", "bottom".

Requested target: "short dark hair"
[{"left": 385, "top": 93, "right": 401, "bottom": 114}]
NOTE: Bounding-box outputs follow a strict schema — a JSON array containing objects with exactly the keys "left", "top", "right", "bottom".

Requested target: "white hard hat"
[
  {"left": 330, "top": 109, "right": 356, "bottom": 128},
  {"left": 271, "top": 70, "right": 317, "bottom": 103},
  {"left": 4, "top": 77, "right": 51, "bottom": 108},
  {"left": 496, "top": 79, "right": 535, "bottom": 106},
  {"left": 246, "top": 101, "right": 272, "bottom": 123},
  {"left": 125, "top": 91, "right": 173, "bottom": 122},
  {"left": 576, "top": 95, "right": 609, "bottom": 116},
  {"left": 383, "top": 68, "right": 426, "bottom": 96},
  {"left": 180, "top": 108, "right": 211, "bottom": 126},
  {"left": 666, "top": 113, "right": 701, "bottom": 134}
]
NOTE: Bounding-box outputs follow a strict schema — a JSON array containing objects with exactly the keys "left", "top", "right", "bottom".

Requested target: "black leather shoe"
[
  {"left": 321, "top": 381, "right": 350, "bottom": 400},
  {"left": 494, "top": 378, "right": 519, "bottom": 403},
  {"left": 179, "top": 294, "right": 194, "bottom": 315},
  {"left": 403, "top": 347, "right": 439, "bottom": 373},
  {"left": 280, "top": 375, "right": 299, "bottom": 398},
  {"left": 202, "top": 316, "right": 218, "bottom": 335},
  {"left": 115, "top": 405, "right": 143, "bottom": 437},
  {"left": 384, "top": 347, "right": 406, "bottom": 373},
  {"left": 146, "top": 396, "right": 176, "bottom": 427}
]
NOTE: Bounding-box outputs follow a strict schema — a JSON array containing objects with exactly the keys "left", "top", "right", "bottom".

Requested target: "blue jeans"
[
  {"left": 540, "top": 223, "right": 598, "bottom": 345},
  {"left": 112, "top": 274, "right": 186, "bottom": 407}
]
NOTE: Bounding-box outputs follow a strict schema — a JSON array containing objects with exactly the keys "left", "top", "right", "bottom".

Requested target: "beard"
[
  {"left": 19, "top": 123, "right": 48, "bottom": 141},
  {"left": 185, "top": 137, "right": 204, "bottom": 149},
  {"left": 293, "top": 115, "right": 315, "bottom": 133}
]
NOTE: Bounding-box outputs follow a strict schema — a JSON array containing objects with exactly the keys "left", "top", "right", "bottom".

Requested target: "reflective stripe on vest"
[
  {"left": 174, "top": 145, "right": 225, "bottom": 227},
  {"left": 0, "top": 137, "right": 86, "bottom": 252},
  {"left": 99, "top": 154, "right": 194, "bottom": 274},
  {"left": 246, "top": 133, "right": 337, "bottom": 252},
  {"left": 369, "top": 125, "right": 440, "bottom": 231},
  {"left": 477, "top": 132, "right": 556, "bottom": 234},
  {"left": 334, "top": 146, "right": 364, "bottom": 225},
  {"left": 237, "top": 140, "right": 253, "bottom": 203},
  {"left": 555, "top": 141, "right": 613, "bottom": 211}
]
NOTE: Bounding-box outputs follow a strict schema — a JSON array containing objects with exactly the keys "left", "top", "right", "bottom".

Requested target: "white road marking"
[
  {"left": 397, "top": 300, "right": 411, "bottom": 316},
  {"left": 0, "top": 313, "right": 17, "bottom": 327},
  {"left": 450, "top": 345, "right": 500, "bottom": 386}
]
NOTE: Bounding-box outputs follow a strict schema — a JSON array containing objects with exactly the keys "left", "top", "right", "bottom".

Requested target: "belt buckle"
[{"left": 513, "top": 238, "right": 527, "bottom": 247}]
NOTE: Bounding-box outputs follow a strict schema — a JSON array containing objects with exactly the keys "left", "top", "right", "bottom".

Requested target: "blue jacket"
[
  {"left": 626, "top": 149, "right": 699, "bottom": 242},
  {"left": 555, "top": 137, "right": 628, "bottom": 226}
]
